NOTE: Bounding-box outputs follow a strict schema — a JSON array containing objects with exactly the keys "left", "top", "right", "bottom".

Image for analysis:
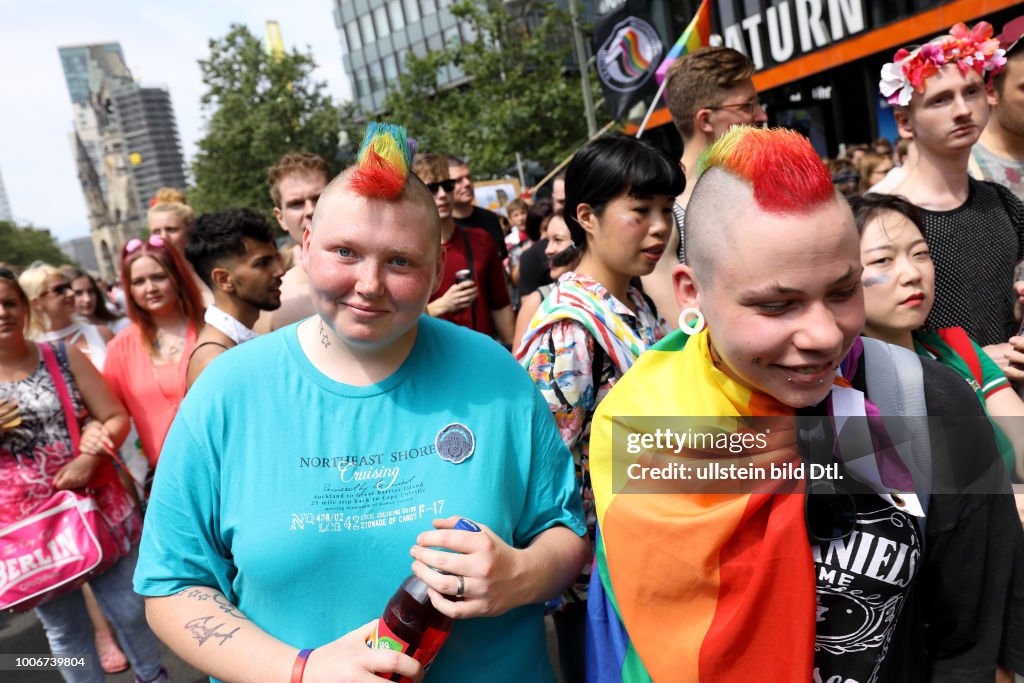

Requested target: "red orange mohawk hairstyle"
[
  {"left": 348, "top": 123, "right": 416, "bottom": 199},
  {"left": 696, "top": 127, "right": 834, "bottom": 214}
]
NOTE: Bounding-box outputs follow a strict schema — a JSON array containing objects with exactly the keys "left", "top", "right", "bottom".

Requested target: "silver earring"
[{"left": 678, "top": 308, "right": 705, "bottom": 336}]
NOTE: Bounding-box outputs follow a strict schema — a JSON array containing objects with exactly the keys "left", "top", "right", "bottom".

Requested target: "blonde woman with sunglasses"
[{"left": 19, "top": 264, "right": 114, "bottom": 370}]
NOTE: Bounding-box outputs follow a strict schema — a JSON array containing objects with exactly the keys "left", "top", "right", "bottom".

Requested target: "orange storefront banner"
[{"left": 625, "top": 0, "right": 1021, "bottom": 134}]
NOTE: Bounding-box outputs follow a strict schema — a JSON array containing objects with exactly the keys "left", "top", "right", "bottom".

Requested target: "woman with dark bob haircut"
[{"left": 515, "top": 133, "right": 683, "bottom": 681}]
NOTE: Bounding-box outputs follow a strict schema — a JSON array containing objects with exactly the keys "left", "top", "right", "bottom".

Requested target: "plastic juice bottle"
[{"left": 369, "top": 518, "right": 481, "bottom": 681}]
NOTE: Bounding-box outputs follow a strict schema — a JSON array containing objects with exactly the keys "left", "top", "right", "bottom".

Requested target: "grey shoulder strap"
[{"left": 860, "top": 337, "right": 932, "bottom": 523}]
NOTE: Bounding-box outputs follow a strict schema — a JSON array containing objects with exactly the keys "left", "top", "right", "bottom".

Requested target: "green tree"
[
  {"left": 384, "top": 0, "right": 597, "bottom": 178},
  {"left": 0, "top": 221, "right": 71, "bottom": 268},
  {"left": 190, "top": 24, "right": 341, "bottom": 215}
]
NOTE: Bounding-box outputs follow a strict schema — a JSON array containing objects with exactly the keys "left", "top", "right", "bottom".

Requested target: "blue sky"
[{"left": 0, "top": 0, "right": 352, "bottom": 242}]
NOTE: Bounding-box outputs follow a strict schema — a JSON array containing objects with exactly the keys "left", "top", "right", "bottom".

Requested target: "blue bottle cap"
[{"left": 454, "top": 518, "right": 481, "bottom": 532}]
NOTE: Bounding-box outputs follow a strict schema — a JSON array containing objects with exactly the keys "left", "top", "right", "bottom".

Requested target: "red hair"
[
  {"left": 120, "top": 238, "right": 204, "bottom": 352},
  {"left": 696, "top": 127, "right": 834, "bottom": 213}
]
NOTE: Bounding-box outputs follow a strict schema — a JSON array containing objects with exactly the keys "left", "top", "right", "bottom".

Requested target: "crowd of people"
[{"left": 2, "top": 14, "right": 1024, "bottom": 683}]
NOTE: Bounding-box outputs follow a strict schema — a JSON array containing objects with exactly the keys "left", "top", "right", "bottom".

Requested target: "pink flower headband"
[
  {"left": 125, "top": 235, "right": 165, "bottom": 253},
  {"left": 879, "top": 21, "right": 1007, "bottom": 106}
]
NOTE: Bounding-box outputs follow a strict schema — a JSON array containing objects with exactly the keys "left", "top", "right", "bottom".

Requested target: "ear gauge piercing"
[{"left": 678, "top": 308, "right": 705, "bottom": 336}]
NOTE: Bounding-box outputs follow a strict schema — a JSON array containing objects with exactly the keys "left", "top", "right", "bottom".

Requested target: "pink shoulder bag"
[{"left": 0, "top": 343, "right": 130, "bottom": 611}]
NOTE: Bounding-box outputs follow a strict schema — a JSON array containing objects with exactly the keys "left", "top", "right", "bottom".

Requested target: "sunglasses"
[
  {"left": 0, "top": 268, "right": 15, "bottom": 281},
  {"left": 797, "top": 413, "right": 856, "bottom": 543},
  {"left": 805, "top": 479, "right": 857, "bottom": 543},
  {"left": 426, "top": 179, "right": 457, "bottom": 195},
  {"left": 44, "top": 282, "right": 73, "bottom": 297},
  {"left": 125, "top": 235, "right": 166, "bottom": 253}
]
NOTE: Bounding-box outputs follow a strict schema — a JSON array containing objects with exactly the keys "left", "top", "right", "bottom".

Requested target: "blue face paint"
[{"left": 862, "top": 274, "right": 890, "bottom": 287}]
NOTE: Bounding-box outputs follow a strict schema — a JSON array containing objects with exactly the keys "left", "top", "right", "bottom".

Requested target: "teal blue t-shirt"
[{"left": 134, "top": 316, "right": 585, "bottom": 682}]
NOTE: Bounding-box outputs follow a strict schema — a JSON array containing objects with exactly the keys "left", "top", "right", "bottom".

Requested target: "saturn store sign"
[{"left": 719, "top": 0, "right": 866, "bottom": 70}]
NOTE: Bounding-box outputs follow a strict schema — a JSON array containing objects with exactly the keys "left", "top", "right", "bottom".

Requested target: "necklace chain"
[{"left": 154, "top": 322, "right": 187, "bottom": 358}]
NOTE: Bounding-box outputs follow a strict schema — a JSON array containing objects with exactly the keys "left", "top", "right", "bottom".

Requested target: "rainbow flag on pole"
[{"left": 654, "top": 0, "right": 712, "bottom": 85}]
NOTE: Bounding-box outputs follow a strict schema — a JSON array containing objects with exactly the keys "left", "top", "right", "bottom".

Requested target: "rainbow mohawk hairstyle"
[
  {"left": 696, "top": 127, "right": 834, "bottom": 214},
  {"left": 348, "top": 123, "right": 416, "bottom": 199}
]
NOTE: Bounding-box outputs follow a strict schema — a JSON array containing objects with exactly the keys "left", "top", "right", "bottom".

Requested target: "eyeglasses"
[
  {"left": 426, "top": 179, "right": 457, "bottom": 195},
  {"left": 0, "top": 268, "right": 15, "bottom": 281},
  {"left": 805, "top": 479, "right": 857, "bottom": 543},
  {"left": 125, "top": 235, "right": 166, "bottom": 254},
  {"left": 44, "top": 283, "right": 72, "bottom": 298},
  {"left": 707, "top": 97, "right": 763, "bottom": 117}
]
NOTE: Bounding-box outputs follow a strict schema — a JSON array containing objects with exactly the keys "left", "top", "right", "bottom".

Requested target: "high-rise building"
[
  {"left": 0, "top": 166, "right": 12, "bottom": 222},
  {"left": 114, "top": 86, "right": 187, "bottom": 218},
  {"left": 58, "top": 42, "right": 186, "bottom": 279}
]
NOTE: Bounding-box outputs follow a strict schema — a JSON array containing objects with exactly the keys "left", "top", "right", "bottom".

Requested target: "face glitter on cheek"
[{"left": 862, "top": 274, "right": 890, "bottom": 287}]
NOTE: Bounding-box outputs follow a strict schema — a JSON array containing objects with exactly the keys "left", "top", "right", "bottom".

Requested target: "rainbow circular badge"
[{"left": 435, "top": 423, "right": 475, "bottom": 465}]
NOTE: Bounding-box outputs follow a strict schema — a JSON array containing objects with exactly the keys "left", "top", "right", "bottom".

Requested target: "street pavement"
[
  {"left": 1, "top": 608, "right": 563, "bottom": 682},
  {"left": 0, "top": 608, "right": 205, "bottom": 683}
]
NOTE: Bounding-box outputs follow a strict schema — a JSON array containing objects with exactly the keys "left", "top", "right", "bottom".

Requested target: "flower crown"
[{"left": 879, "top": 21, "right": 1006, "bottom": 106}]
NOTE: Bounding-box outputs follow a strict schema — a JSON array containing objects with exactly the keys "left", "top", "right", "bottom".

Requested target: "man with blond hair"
[{"left": 255, "top": 152, "right": 331, "bottom": 332}]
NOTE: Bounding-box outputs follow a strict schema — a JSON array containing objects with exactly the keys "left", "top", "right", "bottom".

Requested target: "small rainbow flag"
[
  {"left": 654, "top": 0, "right": 712, "bottom": 85},
  {"left": 618, "top": 28, "right": 652, "bottom": 78}
]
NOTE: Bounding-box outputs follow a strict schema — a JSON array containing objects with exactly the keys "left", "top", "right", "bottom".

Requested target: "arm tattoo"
[
  {"left": 213, "top": 593, "right": 250, "bottom": 620},
  {"left": 180, "top": 587, "right": 250, "bottom": 620},
  {"left": 185, "top": 616, "right": 241, "bottom": 647}
]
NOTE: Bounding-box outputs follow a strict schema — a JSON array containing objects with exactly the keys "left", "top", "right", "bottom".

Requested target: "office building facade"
[{"left": 332, "top": 0, "right": 471, "bottom": 113}]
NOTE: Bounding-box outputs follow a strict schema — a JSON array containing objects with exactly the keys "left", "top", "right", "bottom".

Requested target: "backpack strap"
[
  {"left": 39, "top": 342, "right": 80, "bottom": 455},
  {"left": 860, "top": 337, "right": 931, "bottom": 537}
]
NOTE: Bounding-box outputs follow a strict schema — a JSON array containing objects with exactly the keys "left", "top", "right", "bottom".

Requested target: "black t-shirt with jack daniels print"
[
  {"left": 808, "top": 356, "right": 1024, "bottom": 682},
  {"left": 812, "top": 491, "right": 921, "bottom": 683}
]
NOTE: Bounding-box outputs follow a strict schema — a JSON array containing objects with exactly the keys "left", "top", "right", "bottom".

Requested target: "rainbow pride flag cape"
[
  {"left": 585, "top": 327, "right": 917, "bottom": 681},
  {"left": 587, "top": 328, "right": 814, "bottom": 682},
  {"left": 654, "top": 0, "right": 712, "bottom": 85}
]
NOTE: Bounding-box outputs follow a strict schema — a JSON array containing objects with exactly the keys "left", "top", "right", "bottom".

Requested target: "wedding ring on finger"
[{"left": 456, "top": 574, "right": 465, "bottom": 598}]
